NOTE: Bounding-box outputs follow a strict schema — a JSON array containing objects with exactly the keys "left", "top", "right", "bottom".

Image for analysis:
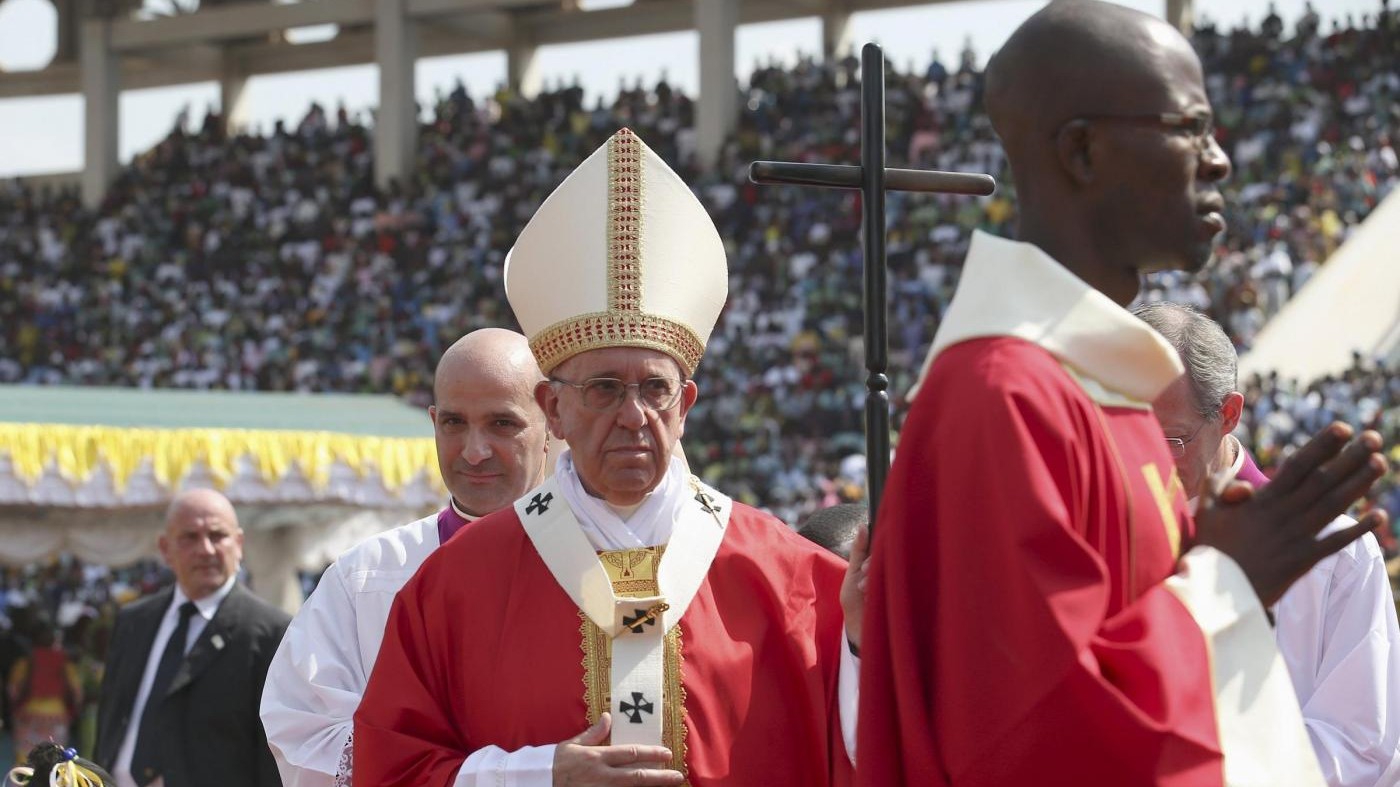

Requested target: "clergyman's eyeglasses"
[
  {"left": 550, "top": 376, "right": 685, "bottom": 412},
  {"left": 1164, "top": 420, "right": 1210, "bottom": 458}
]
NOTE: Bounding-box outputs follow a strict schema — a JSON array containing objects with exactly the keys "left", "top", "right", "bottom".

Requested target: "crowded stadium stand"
[
  {"left": 0, "top": 0, "right": 1397, "bottom": 766},
  {"left": 3, "top": 2, "right": 1396, "bottom": 518}
]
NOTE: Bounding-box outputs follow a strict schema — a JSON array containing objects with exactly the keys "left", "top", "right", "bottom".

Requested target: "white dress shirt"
[
  {"left": 1274, "top": 523, "right": 1400, "bottom": 786},
  {"left": 114, "top": 574, "right": 237, "bottom": 787},
  {"left": 1221, "top": 435, "right": 1400, "bottom": 785}
]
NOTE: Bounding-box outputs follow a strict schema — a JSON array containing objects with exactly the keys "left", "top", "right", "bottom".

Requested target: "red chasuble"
[
  {"left": 858, "top": 336, "right": 1221, "bottom": 785},
  {"left": 859, "top": 231, "right": 1321, "bottom": 787},
  {"left": 354, "top": 501, "right": 854, "bottom": 787}
]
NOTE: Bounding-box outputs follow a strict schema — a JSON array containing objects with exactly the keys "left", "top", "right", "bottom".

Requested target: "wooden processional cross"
[{"left": 749, "top": 43, "right": 997, "bottom": 529}]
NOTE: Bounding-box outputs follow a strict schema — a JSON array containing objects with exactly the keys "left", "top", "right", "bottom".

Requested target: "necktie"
[{"left": 130, "top": 601, "right": 197, "bottom": 786}]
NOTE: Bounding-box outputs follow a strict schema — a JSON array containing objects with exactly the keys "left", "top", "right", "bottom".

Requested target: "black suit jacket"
[{"left": 95, "top": 582, "right": 291, "bottom": 787}]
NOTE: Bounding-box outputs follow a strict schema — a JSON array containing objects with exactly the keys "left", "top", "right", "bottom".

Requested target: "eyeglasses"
[
  {"left": 550, "top": 376, "right": 686, "bottom": 412},
  {"left": 1064, "top": 111, "right": 1217, "bottom": 149},
  {"left": 1164, "top": 420, "right": 1209, "bottom": 458}
]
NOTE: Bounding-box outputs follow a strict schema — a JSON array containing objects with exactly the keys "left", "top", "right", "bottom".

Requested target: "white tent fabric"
[
  {"left": 0, "top": 453, "right": 443, "bottom": 509},
  {"left": 1240, "top": 191, "right": 1400, "bottom": 383},
  {"left": 0, "top": 500, "right": 434, "bottom": 613},
  {"left": 0, "top": 516, "right": 156, "bottom": 566}
]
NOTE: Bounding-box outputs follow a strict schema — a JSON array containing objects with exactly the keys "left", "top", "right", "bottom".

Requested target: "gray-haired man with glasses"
[
  {"left": 356, "top": 128, "right": 866, "bottom": 787},
  {"left": 1136, "top": 301, "right": 1400, "bottom": 786}
]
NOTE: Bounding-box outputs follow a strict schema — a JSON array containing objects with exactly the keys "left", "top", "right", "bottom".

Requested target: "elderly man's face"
[
  {"left": 538, "top": 347, "right": 697, "bottom": 506},
  {"left": 1152, "top": 375, "right": 1224, "bottom": 500},
  {"left": 158, "top": 493, "right": 244, "bottom": 601}
]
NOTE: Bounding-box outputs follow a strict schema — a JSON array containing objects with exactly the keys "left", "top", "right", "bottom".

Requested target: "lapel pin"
[{"left": 211, "top": 634, "right": 225, "bottom": 650}]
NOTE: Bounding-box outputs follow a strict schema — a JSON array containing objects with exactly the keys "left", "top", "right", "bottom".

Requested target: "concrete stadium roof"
[{"left": 0, "top": 0, "right": 951, "bottom": 99}]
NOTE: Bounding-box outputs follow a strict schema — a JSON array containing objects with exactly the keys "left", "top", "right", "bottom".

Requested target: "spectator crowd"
[
  {"left": 0, "top": 5, "right": 1395, "bottom": 527},
  {"left": 0, "top": 559, "right": 167, "bottom": 767},
  {"left": 0, "top": 4, "right": 1398, "bottom": 768}
]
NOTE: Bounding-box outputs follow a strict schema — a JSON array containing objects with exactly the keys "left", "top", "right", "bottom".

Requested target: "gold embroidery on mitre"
[
  {"left": 608, "top": 129, "right": 643, "bottom": 313},
  {"left": 528, "top": 129, "right": 713, "bottom": 376},
  {"left": 579, "top": 544, "right": 689, "bottom": 782},
  {"left": 530, "top": 311, "right": 705, "bottom": 376}
]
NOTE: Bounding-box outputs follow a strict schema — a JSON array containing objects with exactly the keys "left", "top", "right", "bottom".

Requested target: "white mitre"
[{"left": 504, "top": 128, "right": 728, "bottom": 376}]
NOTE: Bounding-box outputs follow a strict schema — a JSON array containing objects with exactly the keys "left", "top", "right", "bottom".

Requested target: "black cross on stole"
[
  {"left": 525, "top": 492, "right": 553, "bottom": 516},
  {"left": 619, "top": 691, "right": 654, "bottom": 724}
]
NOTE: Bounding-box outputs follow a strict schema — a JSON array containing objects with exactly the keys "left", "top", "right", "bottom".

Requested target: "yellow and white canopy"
[{"left": 0, "top": 385, "right": 443, "bottom": 611}]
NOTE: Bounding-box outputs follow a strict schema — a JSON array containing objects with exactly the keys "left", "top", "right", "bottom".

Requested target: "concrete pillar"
[
  {"left": 374, "top": 0, "right": 418, "bottom": 191},
  {"left": 507, "top": 36, "right": 541, "bottom": 99},
  {"left": 242, "top": 527, "right": 305, "bottom": 615},
  {"left": 821, "top": 0, "right": 853, "bottom": 60},
  {"left": 695, "top": 0, "right": 738, "bottom": 169},
  {"left": 1166, "top": 0, "right": 1194, "bottom": 33},
  {"left": 220, "top": 53, "right": 251, "bottom": 136},
  {"left": 51, "top": 0, "right": 80, "bottom": 63},
  {"left": 80, "top": 14, "right": 118, "bottom": 209}
]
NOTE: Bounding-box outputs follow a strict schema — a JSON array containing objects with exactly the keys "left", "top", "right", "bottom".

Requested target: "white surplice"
[
  {"left": 1219, "top": 435, "right": 1400, "bottom": 786},
  {"left": 1276, "top": 518, "right": 1400, "bottom": 778},
  {"left": 260, "top": 511, "right": 452, "bottom": 787},
  {"left": 1276, "top": 529, "right": 1400, "bottom": 786}
]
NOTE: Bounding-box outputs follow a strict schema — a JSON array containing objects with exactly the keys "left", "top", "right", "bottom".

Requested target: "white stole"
[{"left": 515, "top": 454, "right": 730, "bottom": 747}]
